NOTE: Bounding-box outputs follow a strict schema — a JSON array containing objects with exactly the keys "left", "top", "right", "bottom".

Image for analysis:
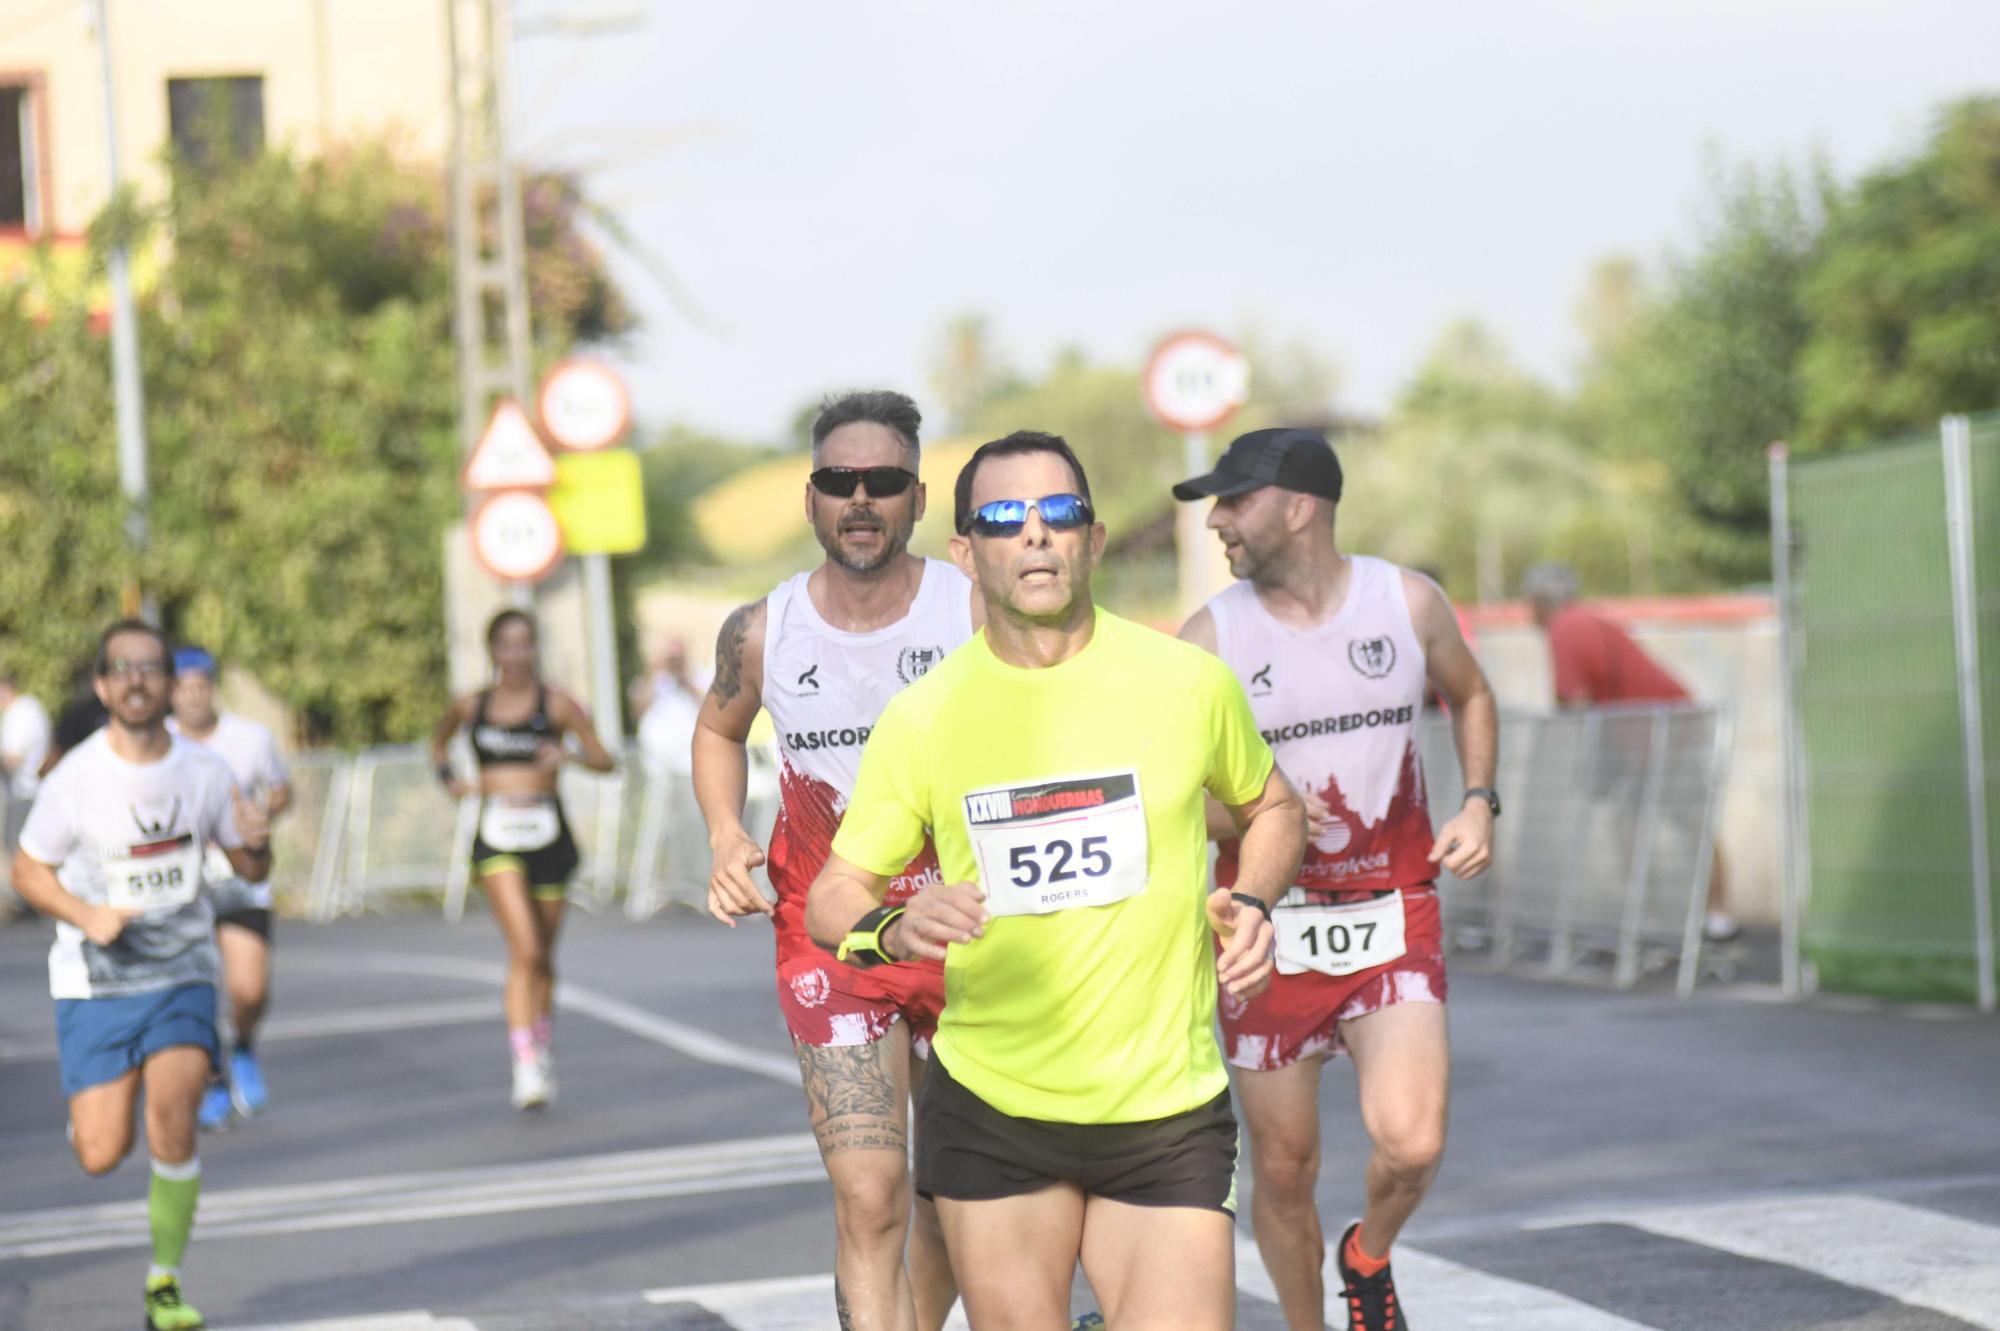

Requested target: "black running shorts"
[
  {"left": 914, "top": 1053, "right": 1238, "bottom": 1214},
  {"left": 472, "top": 804, "right": 581, "bottom": 902}
]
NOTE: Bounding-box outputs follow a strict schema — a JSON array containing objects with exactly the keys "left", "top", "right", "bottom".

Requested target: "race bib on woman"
[
  {"left": 103, "top": 833, "right": 203, "bottom": 915},
  {"left": 1273, "top": 889, "right": 1406, "bottom": 976},
  {"left": 480, "top": 799, "right": 561, "bottom": 853},
  {"left": 965, "top": 771, "right": 1148, "bottom": 917}
]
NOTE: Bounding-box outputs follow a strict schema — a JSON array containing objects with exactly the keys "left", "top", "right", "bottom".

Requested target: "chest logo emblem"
[
  {"left": 130, "top": 798, "right": 183, "bottom": 838},
  {"left": 1347, "top": 636, "right": 1396, "bottom": 680},
  {"left": 796, "top": 664, "right": 821, "bottom": 694},
  {"left": 896, "top": 645, "right": 945, "bottom": 684},
  {"left": 1249, "top": 663, "right": 1273, "bottom": 696}
]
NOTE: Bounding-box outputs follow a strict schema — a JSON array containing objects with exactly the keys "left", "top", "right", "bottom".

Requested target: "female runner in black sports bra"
[{"left": 430, "top": 609, "right": 615, "bottom": 1110}]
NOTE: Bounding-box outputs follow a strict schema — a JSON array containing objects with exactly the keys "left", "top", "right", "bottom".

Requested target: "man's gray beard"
[{"left": 817, "top": 522, "right": 910, "bottom": 576}]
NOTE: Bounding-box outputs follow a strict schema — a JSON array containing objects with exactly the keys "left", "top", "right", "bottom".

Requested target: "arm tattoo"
[
  {"left": 711, "top": 599, "right": 763, "bottom": 707},
  {"left": 794, "top": 1039, "right": 907, "bottom": 1156}
]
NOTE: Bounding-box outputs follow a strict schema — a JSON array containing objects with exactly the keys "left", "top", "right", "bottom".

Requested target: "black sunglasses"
[{"left": 809, "top": 466, "right": 918, "bottom": 500}]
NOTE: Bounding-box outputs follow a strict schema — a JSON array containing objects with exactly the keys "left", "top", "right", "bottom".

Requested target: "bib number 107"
[
  {"left": 1007, "top": 835, "right": 1111, "bottom": 888},
  {"left": 1295, "top": 919, "right": 1376, "bottom": 958}
]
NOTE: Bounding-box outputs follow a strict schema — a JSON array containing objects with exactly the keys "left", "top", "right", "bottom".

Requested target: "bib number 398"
[
  {"left": 967, "top": 771, "right": 1148, "bottom": 917},
  {"left": 1274, "top": 890, "right": 1407, "bottom": 977},
  {"left": 103, "top": 835, "right": 204, "bottom": 915}
]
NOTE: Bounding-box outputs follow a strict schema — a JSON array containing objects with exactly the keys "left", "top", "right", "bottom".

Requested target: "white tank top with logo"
[
  {"left": 1209, "top": 555, "right": 1435, "bottom": 898},
  {"left": 761, "top": 557, "right": 974, "bottom": 952}
]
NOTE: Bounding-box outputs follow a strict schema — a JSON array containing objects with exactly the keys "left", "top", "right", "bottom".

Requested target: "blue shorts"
[{"left": 54, "top": 982, "right": 220, "bottom": 1099}]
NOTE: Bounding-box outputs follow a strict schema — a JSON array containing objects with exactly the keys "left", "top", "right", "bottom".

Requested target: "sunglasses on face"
[
  {"left": 961, "top": 493, "right": 1096, "bottom": 537},
  {"left": 103, "top": 659, "right": 168, "bottom": 679},
  {"left": 809, "top": 466, "right": 918, "bottom": 500}
]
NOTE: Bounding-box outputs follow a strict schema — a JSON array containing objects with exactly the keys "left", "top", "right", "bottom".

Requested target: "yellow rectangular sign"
[{"left": 549, "top": 449, "right": 647, "bottom": 555}]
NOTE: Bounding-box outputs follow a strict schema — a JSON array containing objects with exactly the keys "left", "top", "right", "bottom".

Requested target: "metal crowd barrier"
[
  {"left": 287, "top": 708, "right": 1726, "bottom": 993},
  {"left": 1422, "top": 703, "right": 1731, "bottom": 996},
  {"left": 299, "top": 741, "right": 780, "bottom": 923}
]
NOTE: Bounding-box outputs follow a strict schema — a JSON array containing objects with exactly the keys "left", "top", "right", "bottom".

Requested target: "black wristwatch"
[
  {"left": 1463, "top": 786, "right": 1501, "bottom": 818},
  {"left": 1229, "top": 891, "right": 1273, "bottom": 922}
]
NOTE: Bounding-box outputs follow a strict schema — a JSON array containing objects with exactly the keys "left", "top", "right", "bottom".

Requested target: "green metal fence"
[{"left": 1783, "top": 414, "right": 1999, "bottom": 1004}]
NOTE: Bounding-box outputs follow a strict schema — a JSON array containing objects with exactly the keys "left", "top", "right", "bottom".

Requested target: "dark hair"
[
  {"left": 810, "top": 390, "right": 921, "bottom": 462},
  {"left": 954, "top": 431, "right": 1094, "bottom": 534},
  {"left": 95, "top": 619, "right": 172, "bottom": 677},
  {"left": 486, "top": 609, "right": 537, "bottom": 650}
]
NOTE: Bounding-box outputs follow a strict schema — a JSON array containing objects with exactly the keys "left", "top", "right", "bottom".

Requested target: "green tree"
[
  {"left": 1799, "top": 96, "right": 2000, "bottom": 444},
  {"left": 1575, "top": 156, "right": 1826, "bottom": 583},
  {"left": 0, "top": 142, "right": 631, "bottom": 743},
  {"left": 1351, "top": 321, "right": 1666, "bottom": 602}
]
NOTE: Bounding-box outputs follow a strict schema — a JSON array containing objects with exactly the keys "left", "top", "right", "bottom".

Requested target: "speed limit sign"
[
  {"left": 470, "top": 490, "right": 565, "bottom": 583},
  {"left": 537, "top": 360, "right": 631, "bottom": 452},
  {"left": 1142, "top": 332, "right": 1250, "bottom": 433}
]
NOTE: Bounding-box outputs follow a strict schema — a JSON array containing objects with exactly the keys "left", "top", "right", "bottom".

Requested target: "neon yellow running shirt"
[{"left": 833, "top": 608, "right": 1274, "bottom": 1124}]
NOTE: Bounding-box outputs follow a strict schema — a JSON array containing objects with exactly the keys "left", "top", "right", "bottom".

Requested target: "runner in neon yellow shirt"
[{"left": 808, "top": 431, "right": 1306, "bottom": 1331}]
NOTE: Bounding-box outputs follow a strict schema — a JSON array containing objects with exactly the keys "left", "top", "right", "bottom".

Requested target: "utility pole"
[
  {"left": 91, "top": 0, "right": 151, "bottom": 619},
  {"left": 446, "top": 0, "right": 535, "bottom": 609}
]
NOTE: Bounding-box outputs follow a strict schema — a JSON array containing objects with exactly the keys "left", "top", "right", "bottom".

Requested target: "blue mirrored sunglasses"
[{"left": 962, "top": 493, "right": 1095, "bottom": 537}]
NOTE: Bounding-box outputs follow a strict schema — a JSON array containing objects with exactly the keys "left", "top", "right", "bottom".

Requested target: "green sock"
[{"left": 148, "top": 1157, "right": 201, "bottom": 1274}]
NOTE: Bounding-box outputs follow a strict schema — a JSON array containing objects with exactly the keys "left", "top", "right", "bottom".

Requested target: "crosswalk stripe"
[
  {"left": 228, "top": 1316, "right": 478, "bottom": 1331},
  {"left": 0, "top": 1132, "right": 825, "bottom": 1261},
  {"left": 0, "top": 997, "right": 497, "bottom": 1064},
  {"left": 1598, "top": 1194, "right": 2000, "bottom": 1329},
  {"left": 644, "top": 1273, "right": 973, "bottom": 1329},
  {"left": 1234, "top": 1233, "right": 1652, "bottom": 1330}
]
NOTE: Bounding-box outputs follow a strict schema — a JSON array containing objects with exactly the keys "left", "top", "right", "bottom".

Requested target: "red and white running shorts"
[
  {"left": 1219, "top": 887, "right": 1447, "bottom": 1072},
  {"left": 775, "top": 947, "right": 945, "bottom": 1056}
]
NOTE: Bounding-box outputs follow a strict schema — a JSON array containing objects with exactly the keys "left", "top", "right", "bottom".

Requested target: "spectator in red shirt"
[{"left": 1523, "top": 564, "right": 1736, "bottom": 942}]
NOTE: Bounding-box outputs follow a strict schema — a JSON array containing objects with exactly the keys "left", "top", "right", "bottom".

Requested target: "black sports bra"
[{"left": 471, "top": 687, "right": 555, "bottom": 767}]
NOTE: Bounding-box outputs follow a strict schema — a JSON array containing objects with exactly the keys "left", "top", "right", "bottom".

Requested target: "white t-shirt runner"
[
  {"left": 20, "top": 731, "right": 245, "bottom": 999},
  {"left": 170, "top": 712, "right": 288, "bottom": 910},
  {"left": 2, "top": 694, "right": 51, "bottom": 801}
]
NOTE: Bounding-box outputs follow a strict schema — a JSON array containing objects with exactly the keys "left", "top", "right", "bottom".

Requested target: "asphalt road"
[{"left": 1, "top": 908, "right": 1995, "bottom": 1331}]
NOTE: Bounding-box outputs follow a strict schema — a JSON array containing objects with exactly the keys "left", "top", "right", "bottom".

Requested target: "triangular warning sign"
[{"left": 462, "top": 399, "right": 557, "bottom": 491}]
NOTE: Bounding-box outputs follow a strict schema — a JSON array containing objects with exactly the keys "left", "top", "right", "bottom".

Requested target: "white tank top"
[
  {"left": 1208, "top": 555, "right": 1435, "bottom": 897},
  {"left": 761, "top": 558, "right": 974, "bottom": 947}
]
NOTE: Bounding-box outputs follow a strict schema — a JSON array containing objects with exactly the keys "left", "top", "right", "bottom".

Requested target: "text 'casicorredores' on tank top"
[
  {"left": 761, "top": 558, "right": 975, "bottom": 947},
  {"left": 1210, "top": 555, "right": 1435, "bottom": 897}
]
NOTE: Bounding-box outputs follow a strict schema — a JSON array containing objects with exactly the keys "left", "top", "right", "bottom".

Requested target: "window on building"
[
  {"left": 167, "top": 75, "right": 265, "bottom": 170},
  {"left": 0, "top": 84, "right": 38, "bottom": 232}
]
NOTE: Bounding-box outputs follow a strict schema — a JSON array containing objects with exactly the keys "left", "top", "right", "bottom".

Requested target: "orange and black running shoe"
[{"left": 1336, "top": 1221, "right": 1406, "bottom": 1330}]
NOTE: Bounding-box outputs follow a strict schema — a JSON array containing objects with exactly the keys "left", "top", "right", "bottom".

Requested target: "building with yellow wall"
[{"left": 1, "top": 0, "right": 456, "bottom": 259}]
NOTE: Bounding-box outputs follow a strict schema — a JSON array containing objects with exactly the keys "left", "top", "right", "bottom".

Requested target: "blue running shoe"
[
  {"left": 197, "top": 1081, "right": 233, "bottom": 1131},
  {"left": 1070, "top": 1314, "right": 1105, "bottom": 1330},
  {"left": 229, "top": 1049, "right": 268, "bottom": 1116}
]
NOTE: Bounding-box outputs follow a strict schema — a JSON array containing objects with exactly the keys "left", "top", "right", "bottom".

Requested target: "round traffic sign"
[
  {"left": 1142, "top": 331, "right": 1250, "bottom": 433},
  {"left": 537, "top": 359, "right": 631, "bottom": 452},
  {"left": 471, "top": 490, "right": 566, "bottom": 583}
]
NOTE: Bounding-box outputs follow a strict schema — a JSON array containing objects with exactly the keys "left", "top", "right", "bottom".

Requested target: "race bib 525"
[{"left": 965, "top": 771, "right": 1148, "bottom": 917}]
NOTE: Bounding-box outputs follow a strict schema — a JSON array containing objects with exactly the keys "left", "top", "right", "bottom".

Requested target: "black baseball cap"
[{"left": 1172, "top": 427, "right": 1342, "bottom": 503}]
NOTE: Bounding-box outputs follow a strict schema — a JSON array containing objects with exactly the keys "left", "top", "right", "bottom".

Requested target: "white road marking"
[
  {"left": 1234, "top": 1233, "right": 1651, "bottom": 1330},
  {"left": 645, "top": 1273, "right": 972, "bottom": 1329},
  {"left": 0, "top": 1132, "right": 824, "bottom": 1261},
  {"left": 1593, "top": 1193, "right": 2000, "bottom": 1329},
  {"left": 322, "top": 951, "right": 801, "bottom": 1086},
  {"left": 0, "top": 997, "right": 496, "bottom": 1064},
  {"left": 229, "top": 1316, "right": 478, "bottom": 1331}
]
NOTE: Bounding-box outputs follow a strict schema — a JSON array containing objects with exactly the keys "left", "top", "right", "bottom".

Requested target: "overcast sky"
[{"left": 514, "top": 0, "right": 2000, "bottom": 443}]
